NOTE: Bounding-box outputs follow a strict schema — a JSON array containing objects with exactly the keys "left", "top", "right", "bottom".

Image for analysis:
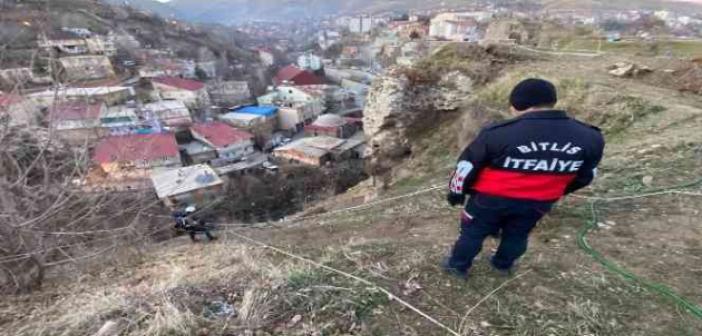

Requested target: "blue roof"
[{"left": 232, "top": 105, "right": 278, "bottom": 117}]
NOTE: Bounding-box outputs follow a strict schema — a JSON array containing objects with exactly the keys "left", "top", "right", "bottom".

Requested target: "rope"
[
  {"left": 228, "top": 231, "right": 462, "bottom": 336},
  {"left": 573, "top": 179, "right": 702, "bottom": 320}
]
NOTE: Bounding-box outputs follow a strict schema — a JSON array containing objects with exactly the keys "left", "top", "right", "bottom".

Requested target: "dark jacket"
[{"left": 448, "top": 110, "right": 605, "bottom": 203}]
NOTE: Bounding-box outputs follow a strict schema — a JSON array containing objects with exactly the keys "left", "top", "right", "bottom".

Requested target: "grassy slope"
[{"left": 4, "top": 54, "right": 702, "bottom": 335}]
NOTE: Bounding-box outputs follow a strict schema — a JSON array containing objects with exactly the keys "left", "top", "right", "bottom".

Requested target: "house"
[
  {"left": 0, "top": 67, "right": 52, "bottom": 88},
  {"left": 0, "top": 93, "right": 41, "bottom": 126},
  {"left": 179, "top": 140, "right": 217, "bottom": 165},
  {"left": 273, "top": 135, "right": 365, "bottom": 166},
  {"left": 48, "top": 101, "right": 106, "bottom": 144},
  {"left": 429, "top": 13, "right": 481, "bottom": 42},
  {"left": 317, "top": 30, "right": 341, "bottom": 50},
  {"left": 142, "top": 100, "right": 192, "bottom": 128},
  {"left": 304, "top": 114, "right": 359, "bottom": 139},
  {"left": 29, "top": 86, "right": 133, "bottom": 108},
  {"left": 38, "top": 29, "right": 116, "bottom": 56},
  {"left": 207, "top": 81, "right": 252, "bottom": 107},
  {"left": 219, "top": 112, "right": 268, "bottom": 129},
  {"left": 297, "top": 54, "right": 323, "bottom": 71},
  {"left": 258, "top": 85, "right": 327, "bottom": 115},
  {"left": 92, "top": 133, "right": 181, "bottom": 183},
  {"left": 150, "top": 164, "right": 224, "bottom": 208},
  {"left": 38, "top": 30, "right": 88, "bottom": 55},
  {"left": 258, "top": 48, "right": 275, "bottom": 67},
  {"left": 278, "top": 104, "right": 320, "bottom": 133},
  {"left": 348, "top": 16, "right": 383, "bottom": 33},
  {"left": 273, "top": 65, "right": 324, "bottom": 86},
  {"left": 388, "top": 21, "right": 430, "bottom": 39},
  {"left": 57, "top": 55, "right": 116, "bottom": 82},
  {"left": 151, "top": 76, "right": 210, "bottom": 109},
  {"left": 138, "top": 58, "right": 194, "bottom": 78},
  {"left": 220, "top": 105, "right": 279, "bottom": 146},
  {"left": 100, "top": 105, "right": 140, "bottom": 134},
  {"left": 191, "top": 122, "right": 255, "bottom": 162}
]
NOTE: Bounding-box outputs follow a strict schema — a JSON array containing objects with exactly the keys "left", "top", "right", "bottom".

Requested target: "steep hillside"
[
  {"left": 0, "top": 0, "right": 257, "bottom": 76},
  {"left": 4, "top": 45, "right": 702, "bottom": 335}
]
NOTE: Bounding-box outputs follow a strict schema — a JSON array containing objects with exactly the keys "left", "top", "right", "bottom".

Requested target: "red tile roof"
[
  {"left": 93, "top": 133, "right": 179, "bottom": 164},
  {"left": 274, "top": 65, "right": 324, "bottom": 86},
  {"left": 191, "top": 122, "right": 253, "bottom": 148},
  {"left": 152, "top": 76, "right": 205, "bottom": 91},
  {"left": 49, "top": 101, "right": 103, "bottom": 122}
]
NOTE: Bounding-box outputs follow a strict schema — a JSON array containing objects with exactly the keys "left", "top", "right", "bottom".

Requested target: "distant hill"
[
  {"left": 541, "top": 0, "right": 702, "bottom": 11},
  {"left": 118, "top": 0, "right": 702, "bottom": 24}
]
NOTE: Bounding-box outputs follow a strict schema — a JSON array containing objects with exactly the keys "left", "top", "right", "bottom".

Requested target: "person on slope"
[
  {"left": 444, "top": 78, "right": 605, "bottom": 279},
  {"left": 173, "top": 205, "right": 217, "bottom": 242}
]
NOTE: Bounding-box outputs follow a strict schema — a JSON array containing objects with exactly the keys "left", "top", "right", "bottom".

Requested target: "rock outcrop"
[
  {"left": 363, "top": 67, "right": 474, "bottom": 183},
  {"left": 607, "top": 62, "right": 652, "bottom": 78}
]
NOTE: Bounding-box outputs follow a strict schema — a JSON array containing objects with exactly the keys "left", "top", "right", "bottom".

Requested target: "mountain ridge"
[{"left": 116, "top": 0, "right": 702, "bottom": 23}]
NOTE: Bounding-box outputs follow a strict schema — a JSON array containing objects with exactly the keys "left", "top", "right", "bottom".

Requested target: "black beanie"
[{"left": 509, "top": 78, "right": 558, "bottom": 111}]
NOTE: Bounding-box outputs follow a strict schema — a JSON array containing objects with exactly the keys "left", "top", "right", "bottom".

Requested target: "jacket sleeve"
[
  {"left": 565, "top": 133, "right": 605, "bottom": 195},
  {"left": 448, "top": 130, "right": 491, "bottom": 195}
]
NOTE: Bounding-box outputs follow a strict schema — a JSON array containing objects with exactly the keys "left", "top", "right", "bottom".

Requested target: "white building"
[
  {"left": 348, "top": 16, "right": 382, "bottom": 34},
  {"left": 297, "top": 54, "right": 323, "bottom": 71},
  {"left": 150, "top": 164, "right": 224, "bottom": 207},
  {"left": 258, "top": 49, "right": 275, "bottom": 67},
  {"left": 429, "top": 12, "right": 484, "bottom": 42},
  {"left": 151, "top": 76, "right": 210, "bottom": 109},
  {"left": 257, "top": 85, "right": 327, "bottom": 117},
  {"left": 142, "top": 100, "right": 192, "bottom": 127},
  {"left": 100, "top": 105, "right": 139, "bottom": 133}
]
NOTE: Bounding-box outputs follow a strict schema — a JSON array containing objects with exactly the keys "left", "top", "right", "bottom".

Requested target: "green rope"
[{"left": 576, "top": 180, "right": 702, "bottom": 320}]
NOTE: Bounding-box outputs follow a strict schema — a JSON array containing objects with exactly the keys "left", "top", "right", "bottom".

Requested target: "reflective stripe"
[{"left": 449, "top": 160, "right": 474, "bottom": 193}]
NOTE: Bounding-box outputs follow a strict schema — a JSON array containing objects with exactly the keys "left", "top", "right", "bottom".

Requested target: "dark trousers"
[
  {"left": 188, "top": 226, "right": 215, "bottom": 241},
  {"left": 448, "top": 193, "right": 554, "bottom": 272}
]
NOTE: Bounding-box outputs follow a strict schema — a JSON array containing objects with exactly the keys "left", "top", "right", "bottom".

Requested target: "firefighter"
[
  {"left": 173, "top": 205, "right": 216, "bottom": 242},
  {"left": 444, "top": 78, "right": 605, "bottom": 279}
]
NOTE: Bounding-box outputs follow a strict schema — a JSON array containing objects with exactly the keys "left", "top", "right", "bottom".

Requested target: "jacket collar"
[{"left": 517, "top": 110, "right": 569, "bottom": 120}]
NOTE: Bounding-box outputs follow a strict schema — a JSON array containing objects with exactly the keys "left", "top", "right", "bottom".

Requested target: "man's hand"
[{"left": 447, "top": 192, "right": 466, "bottom": 207}]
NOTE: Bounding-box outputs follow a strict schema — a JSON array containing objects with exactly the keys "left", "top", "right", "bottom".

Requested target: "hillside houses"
[
  {"left": 273, "top": 134, "right": 365, "bottom": 166},
  {"left": 143, "top": 100, "right": 192, "bottom": 128},
  {"left": 207, "top": 81, "right": 251, "bottom": 107},
  {"left": 92, "top": 133, "right": 181, "bottom": 189},
  {"left": 219, "top": 106, "right": 278, "bottom": 146},
  {"left": 429, "top": 13, "right": 482, "bottom": 42},
  {"left": 191, "top": 122, "right": 255, "bottom": 162},
  {"left": 57, "top": 55, "right": 116, "bottom": 82},
  {"left": 29, "top": 86, "right": 134, "bottom": 108},
  {"left": 150, "top": 164, "right": 224, "bottom": 207},
  {"left": 305, "top": 114, "right": 360, "bottom": 139},
  {"left": 48, "top": 101, "right": 106, "bottom": 144},
  {"left": 151, "top": 76, "right": 210, "bottom": 109},
  {"left": 273, "top": 65, "right": 324, "bottom": 86},
  {"left": 258, "top": 85, "right": 327, "bottom": 116},
  {"left": 38, "top": 29, "right": 116, "bottom": 56}
]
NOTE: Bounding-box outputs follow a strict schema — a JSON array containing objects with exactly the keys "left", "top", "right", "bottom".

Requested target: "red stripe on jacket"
[{"left": 472, "top": 167, "right": 576, "bottom": 201}]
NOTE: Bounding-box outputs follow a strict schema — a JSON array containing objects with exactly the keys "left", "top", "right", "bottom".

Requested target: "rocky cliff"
[
  {"left": 362, "top": 44, "right": 519, "bottom": 187},
  {"left": 363, "top": 68, "right": 474, "bottom": 183}
]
